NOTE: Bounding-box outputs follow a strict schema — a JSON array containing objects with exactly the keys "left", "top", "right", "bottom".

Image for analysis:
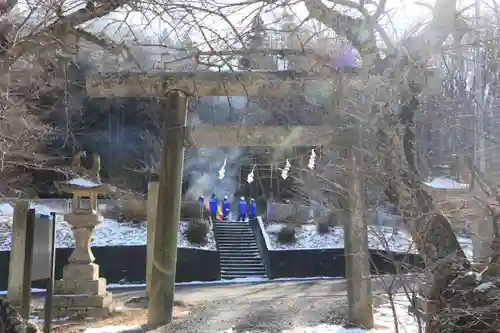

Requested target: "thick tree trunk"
[
  {"left": 378, "top": 93, "right": 469, "bottom": 259},
  {"left": 378, "top": 93, "right": 474, "bottom": 333},
  {"left": 0, "top": 299, "right": 40, "bottom": 333}
]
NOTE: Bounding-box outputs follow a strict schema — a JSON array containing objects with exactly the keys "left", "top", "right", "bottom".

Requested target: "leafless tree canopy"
[{"left": 2, "top": 0, "right": 500, "bottom": 330}]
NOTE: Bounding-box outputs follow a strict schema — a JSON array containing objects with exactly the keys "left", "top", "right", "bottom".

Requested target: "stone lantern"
[{"left": 52, "top": 152, "right": 114, "bottom": 317}]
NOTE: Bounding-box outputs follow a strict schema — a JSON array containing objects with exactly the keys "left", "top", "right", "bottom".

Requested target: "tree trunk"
[
  {"left": 378, "top": 92, "right": 473, "bottom": 333},
  {"left": 0, "top": 299, "right": 40, "bottom": 333}
]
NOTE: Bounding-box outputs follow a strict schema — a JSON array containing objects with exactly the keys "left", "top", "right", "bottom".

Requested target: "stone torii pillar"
[{"left": 86, "top": 70, "right": 373, "bottom": 328}]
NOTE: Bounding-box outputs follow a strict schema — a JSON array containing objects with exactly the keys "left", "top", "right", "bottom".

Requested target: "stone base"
[
  {"left": 62, "top": 263, "right": 100, "bottom": 281},
  {"left": 53, "top": 292, "right": 113, "bottom": 308},
  {"left": 52, "top": 262, "right": 114, "bottom": 318},
  {"left": 55, "top": 277, "right": 107, "bottom": 295},
  {"left": 49, "top": 293, "right": 114, "bottom": 319},
  {"left": 39, "top": 303, "right": 115, "bottom": 319}
]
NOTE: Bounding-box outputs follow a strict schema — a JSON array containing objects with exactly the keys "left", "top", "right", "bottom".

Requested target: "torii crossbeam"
[
  {"left": 86, "top": 71, "right": 347, "bottom": 147},
  {"left": 86, "top": 69, "right": 364, "bottom": 328}
]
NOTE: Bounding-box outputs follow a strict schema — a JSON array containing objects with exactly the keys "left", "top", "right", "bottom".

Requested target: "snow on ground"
[
  {"left": 424, "top": 177, "right": 468, "bottom": 189},
  {"left": 218, "top": 295, "right": 419, "bottom": 333},
  {"left": 83, "top": 326, "right": 141, "bottom": 333},
  {"left": 265, "top": 223, "right": 416, "bottom": 252},
  {"left": 265, "top": 223, "right": 474, "bottom": 257},
  {"left": 0, "top": 203, "right": 13, "bottom": 215},
  {"left": 0, "top": 203, "right": 216, "bottom": 250}
]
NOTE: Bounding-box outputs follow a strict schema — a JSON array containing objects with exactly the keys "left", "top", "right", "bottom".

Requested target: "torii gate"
[{"left": 86, "top": 70, "right": 374, "bottom": 328}]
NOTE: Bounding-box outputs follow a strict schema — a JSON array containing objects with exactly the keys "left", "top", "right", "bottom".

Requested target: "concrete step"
[
  {"left": 216, "top": 234, "right": 254, "bottom": 238},
  {"left": 221, "top": 274, "right": 266, "bottom": 280},
  {"left": 218, "top": 248, "right": 259, "bottom": 252},
  {"left": 214, "top": 220, "right": 266, "bottom": 280},
  {"left": 219, "top": 248, "right": 260, "bottom": 253},
  {"left": 217, "top": 242, "right": 258, "bottom": 247},
  {"left": 219, "top": 250, "right": 260, "bottom": 254},
  {"left": 218, "top": 244, "right": 258, "bottom": 249},
  {"left": 220, "top": 253, "right": 261, "bottom": 258},
  {"left": 221, "top": 267, "right": 265, "bottom": 273},
  {"left": 220, "top": 261, "right": 264, "bottom": 266},
  {"left": 221, "top": 254, "right": 261, "bottom": 260},
  {"left": 216, "top": 235, "right": 255, "bottom": 240},
  {"left": 215, "top": 224, "right": 251, "bottom": 228},
  {"left": 222, "top": 265, "right": 266, "bottom": 270},
  {"left": 217, "top": 221, "right": 250, "bottom": 224},
  {"left": 220, "top": 262, "right": 264, "bottom": 267},
  {"left": 215, "top": 228, "right": 252, "bottom": 232},
  {"left": 216, "top": 238, "right": 256, "bottom": 242},
  {"left": 216, "top": 232, "right": 253, "bottom": 236}
]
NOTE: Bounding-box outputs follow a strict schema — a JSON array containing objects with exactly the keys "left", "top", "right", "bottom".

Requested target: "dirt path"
[
  {"left": 115, "top": 276, "right": 418, "bottom": 333},
  {"left": 26, "top": 276, "right": 417, "bottom": 332}
]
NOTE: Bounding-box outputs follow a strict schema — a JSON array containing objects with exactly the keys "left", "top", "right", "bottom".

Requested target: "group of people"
[{"left": 199, "top": 194, "right": 257, "bottom": 221}]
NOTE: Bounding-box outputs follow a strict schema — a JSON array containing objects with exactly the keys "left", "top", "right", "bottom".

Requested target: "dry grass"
[{"left": 103, "top": 197, "right": 147, "bottom": 223}]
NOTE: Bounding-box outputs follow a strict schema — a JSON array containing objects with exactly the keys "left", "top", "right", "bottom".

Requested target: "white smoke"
[
  {"left": 184, "top": 96, "right": 252, "bottom": 200},
  {"left": 184, "top": 146, "right": 242, "bottom": 200}
]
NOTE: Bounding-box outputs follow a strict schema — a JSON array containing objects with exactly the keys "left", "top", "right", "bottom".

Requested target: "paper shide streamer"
[
  {"left": 281, "top": 159, "right": 291, "bottom": 180},
  {"left": 308, "top": 149, "right": 316, "bottom": 170},
  {"left": 247, "top": 164, "right": 256, "bottom": 183},
  {"left": 218, "top": 158, "right": 227, "bottom": 179}
]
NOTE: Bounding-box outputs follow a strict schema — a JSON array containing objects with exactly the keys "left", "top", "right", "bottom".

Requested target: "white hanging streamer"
[
  {"left": 281, "top": 159, "right": 291, "bottom": 180},
  {"left": 247, "top": 165, "right": 256, "bottom": 183},
  {"left": 308, "top": 149, "right": 317, "bottom": 170},
  {"left": 218, "top": 158, "right": 227, "bottom": 179}
]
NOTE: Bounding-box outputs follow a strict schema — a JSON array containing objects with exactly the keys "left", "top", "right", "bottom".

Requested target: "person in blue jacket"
[
  {"left": 238, "top": 196, "right": 247, "bottom": 222},
  {"left": 222, "top": 195, "right": 231, "bottom": 220},
  {"left": 209, "top": 193, "right": 218, "bottom": 221},
  {"left": 249, "top": 198, "right": 257, "bottom": 219}
]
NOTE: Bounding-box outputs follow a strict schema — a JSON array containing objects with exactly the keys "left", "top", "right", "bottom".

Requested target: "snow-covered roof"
[{"left": 65, "top": 177, "right": 102, "bottom": 188}]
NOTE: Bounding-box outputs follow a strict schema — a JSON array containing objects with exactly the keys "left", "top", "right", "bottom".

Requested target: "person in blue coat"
[
  {"left": 249, "top": 198, "right": 257, "bottom": 219},
  {"left": 238, "top": 196, "right": 247, "bottom": 222},
  {"left": 209, "top": 193, "right": 218, "bottom": 221},
  {"left": 222, "top": 195, "right": 231, "bottom": 220}
]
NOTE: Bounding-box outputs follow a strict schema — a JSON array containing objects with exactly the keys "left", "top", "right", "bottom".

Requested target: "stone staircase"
[{"left": 213, "top": 220, "right": 267, "bottom": 280}]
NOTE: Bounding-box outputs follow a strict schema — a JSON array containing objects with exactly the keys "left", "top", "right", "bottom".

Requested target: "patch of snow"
[
  {"left": 221, "top": 295, "right": 420, "bottom": 332},
  {"left": 0, "top": 203, "right": 13, "bottom": 215},
  {"left": 0, "top": 217, "right": 216, "bottom": 251},
  {"left": 456, "top": 235, "right": 473, "bottom": 259},
  {"left": 281, "top": 325, "right": 365, "bottom": 332},
  {"left": 264, "top": 223, "right": 474, "bottom": 257},
  {"left": 474, "top": 281, "right": 495, "bottom": 292},
  {"left": 265, "top": 224, "right": 416, "bottom": 253},
  {"left": 84, "top": 326, "right": 140, "bottom": 333},
  {"left": 0, "top": 202, "right": 60, "bottom": 216},
  {"left": 0, "top": 288, "right": 45, "bottom": 296},
  {"left": 105, "top": 276, "right": 343, "bottom": 289},
  {"left": 66, "top": 177, "right": 101, "bottom": 188},
  {"left": 266, "top": 224, "right": 283, "bottom": 233},
  {"left": 424, "top": 177, "right": 468, "bottom": 189},
  {"left": 1, "top": 276, "right": 352, "bottom": 296}
]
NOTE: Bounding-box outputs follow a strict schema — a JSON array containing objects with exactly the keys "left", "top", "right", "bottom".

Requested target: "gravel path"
[{"left": 117, "top": 276, "right": 418, "bottom": 333}]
